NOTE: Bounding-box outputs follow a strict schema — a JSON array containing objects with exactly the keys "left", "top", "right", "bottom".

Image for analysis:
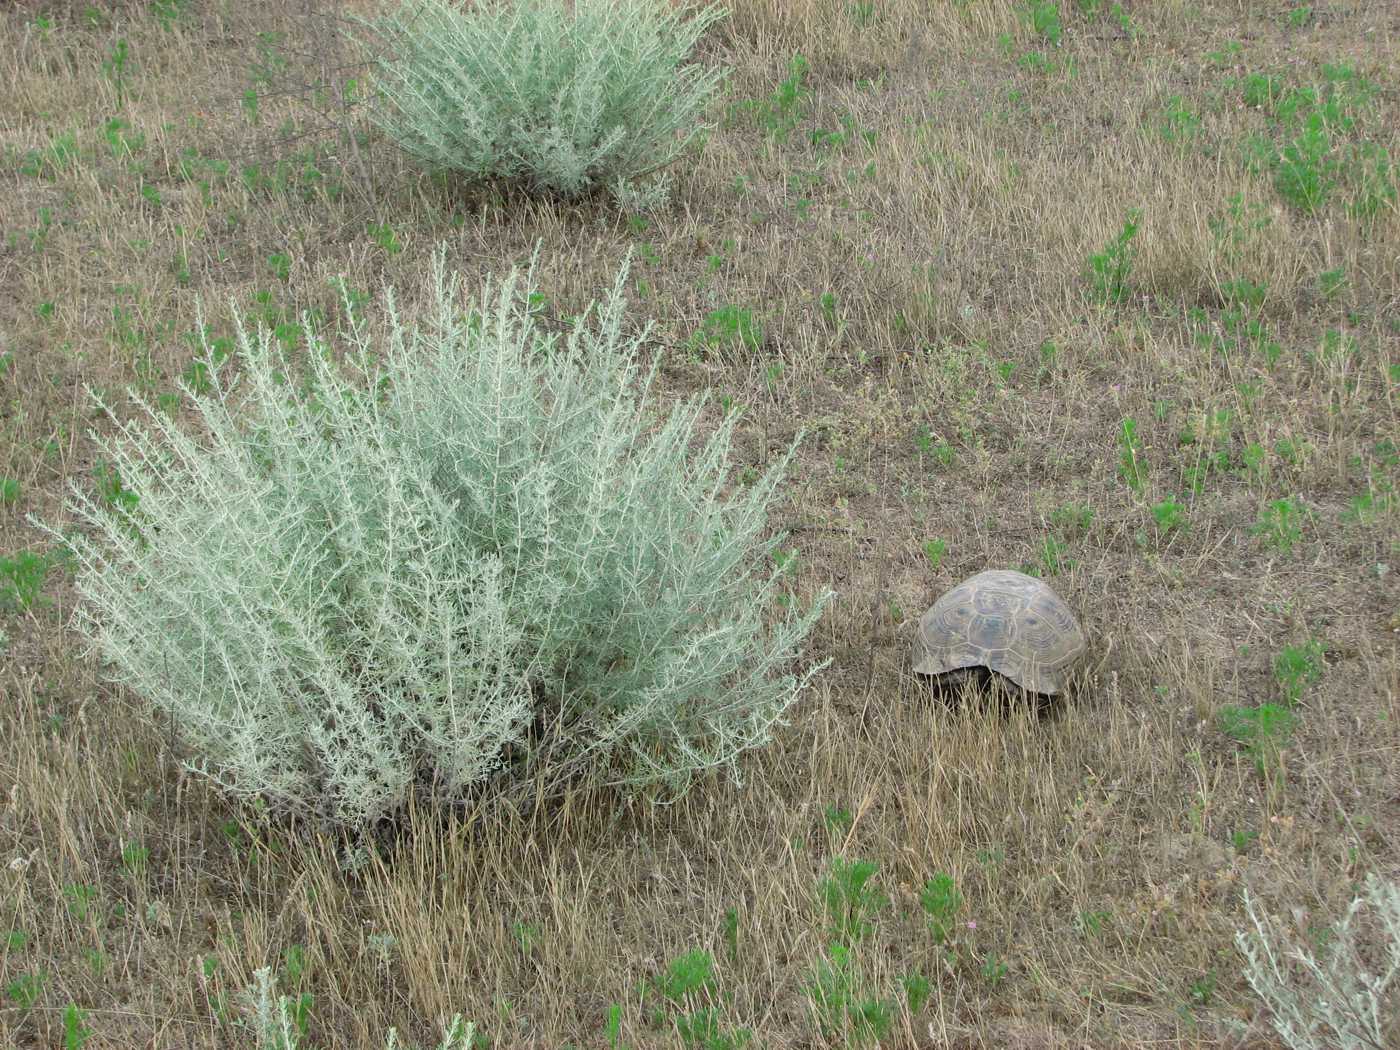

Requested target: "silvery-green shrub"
[
  {"left": 1236, "top": 875, "right": 1400, "bottom": 1050},
  {"left": 33, "top": 243, "right": 831, "bottom": 832},
  {"left": 348, "top": 0, "right": 730, "bottom": 202}
]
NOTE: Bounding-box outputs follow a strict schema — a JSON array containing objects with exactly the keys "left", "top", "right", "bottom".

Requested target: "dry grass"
[{"left": 1, "top": 0, "right": 1398, "bottom": 1047}]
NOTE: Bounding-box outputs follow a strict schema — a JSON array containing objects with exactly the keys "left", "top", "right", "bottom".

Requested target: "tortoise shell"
[{"left": 913, "top": 569, "right": 1085, "bottom": 695}]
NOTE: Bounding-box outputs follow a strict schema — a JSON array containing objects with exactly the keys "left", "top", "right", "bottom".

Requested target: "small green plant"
[
  {"left": 0, "top": 478, "right": 19, "bottom": 505},
  {"left": 804, "top": 944, "right": 893, "bottom": 1047},
  {"left": 103, "top": 38, "right": 132, "bottom": 103},
  {"left": 151, "top": 0, "right": 193, "bottom": 31},
  {"left": 1117, "top": 418, "right": 1149, "bottom": 494},
  {"left": 980, "top": 953, "right": 1009, "bottom": 987},
  {"left": 647, "top": 950, "right": 750, "bottom": 1049},
  {"left": 901, "top": 972, "right": 931, "bottom": 1016},
  {"left": 1037, "top": 534, "right": 1072, "bottom": 575},
  {"left": 1189, "top": 970, "right": 1217, "bottom": 1006},
  {"left": 267, "top": 253, "right": 292, "bottom": 282},
  {"left": 1023, "top": 1, "right": 1063, "bottom": 46},
  {"left": 1077, "top": 909, "right": 1111, "bottom": 937},
  {"left": 0, "top": 549, "right": 52, "bottom": 613},
  {"left": 652, "top": 949, "right": 718, "bottom": 1003},
  {"left": 919, "top": 873, "right": 963, "bottom": 945},
  {"left": 923, "top": 538, "right": 947, "bottom": 571},
  {"left": 63, "top": 1004, "right": 92, "bottom": 1049},
  {"left": 1087, "top": 209, "right": 1141, "bottom": 305},
  {"left": 1344, "top": 487, "right": 1394, "bottom": 526},
  {"left": 823, "top": 804, "right": 854, "bottom": 837},
  {"left": 1151, "top": 498, "right": 1186, "bottom": 533},
  {"left": 821, "top": 858, "right": 889, "bottom": 946},
  {"left": 1317, "top": 266, "right": 1347, "bottom": 300},
  {"left": 605, "top": 1003, "right": 625, "bottom": 1049},
  {"left": 366, "top": 221, "right": 402, "bottom": 256},
  {"left": 1218, "top": 703, "right": 1296, "bottom": 774},
  {"left": 757, "top": 54, "right": 811, "bottom": 141},
  {"left": 121, "top": 841, "right": 150, "bottom": 878},
  {"left": 1274, "top": 639, "right": 1324, "bottom": 704},
  {"left": 7, "top": 971, "right": 46, "bottom": 1009},
  {"left": 722, "top": 907, "right": 740, "bottom": 963},
  {"left": 690, "top": 305, "right": 763, "bottom": 356},
  {"left": 1050, "top": 503, "right": 1094, "bottom": 534},
  {"left": 1252, "top": 496, "right": 1308, "bottom": 552},
  {"left": 1159, "top": 95, "right": 1202, "bottom": 145}
]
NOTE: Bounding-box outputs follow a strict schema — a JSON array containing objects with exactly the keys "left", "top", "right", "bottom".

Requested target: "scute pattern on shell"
[{"left": 913, "top": 569, "right": 1085, "bottom": 695}]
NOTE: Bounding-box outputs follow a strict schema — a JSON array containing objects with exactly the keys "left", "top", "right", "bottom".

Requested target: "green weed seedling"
[
  {"left": 919, "top": 873, "right": 963, "bottom": 946},
  {"left": 63, "top": 1004, "right": 92, "bottom": 1050},
  {"left": 1036, "top": 534, "right": 1072, "bottom": 575},
  {"left": 1151, "top": 498, "right": 1186, "bottom": 533},
  {"left": 651, "top": 949, "right": 718, "bottom": 1007},
  {"left": 980, "top": 953, "right": 1009, "bottom": 987},
  {"left": 804, "top": 944, "right": 893, "bottom": 1047},
  {"left": 103, "top": 39, "right": 132, "bottom": 104},
  {"left": 901, "top": 972, "right": 931, "bottom": 1016},
  {"left": 1232, "top": 828, "right": 1259, "bottom": 852},
  {"left": 646, "top": 949, "right": 751, "bottom": 1048},
  {"left": 690, "top": 306, "right": 763, "bottom": 357},
  {"left": 1344, "top": 485, "right": 1394, "bottom": 526},
  {"left": 1218, "top": 702, "right": 1295, "bottom": 775},
  {"left": 730, "top": 53, "right": 810, "bottom": 142},
  {"left": 1117, "top": 418, "right": 1149, "bottom": 495},
  {"left": 1251, "top": 496, "right": 1307, "bottom": 552},
  {"left": 0, "top": 478, "right": 19, "bottom": 506},
  {"left": 1077, "top": 909, "right": 1111, "bottom": 937},
  {"left": 923, "top": 538, "right": 947, "bottom": 571},
  {"left": 151, "top": 0, "right": 193, "bottom": 31},
  {"left": 1159, "top": 95, "right": 1202, "bottom": 146},
  {"left": 0, "top": 549, "right": 53, "bottom": 613},
  {"left": 821, "top": 858, "right": 889, "bottom": 946},
  {"left": 605, "top": 1003, "right": 627, "bottom": 1050},
  {"left": 6, "top": 971, "right": 45, "bottom": 1010},
  {"left": 1023, "top": 2, "right": 1063, "bottom": 46},
  {"left": 722, "top": 907, "right": 740, "bottom": 963},
  {"left": 121, "top": 841, "right": 150, "bottom": 878},
  {"left": 367, "top": 221, "right": 402, "bottom": 256},
  {"left": 1050, "top": 503, "right": 1094, "bottom": 536},
  {"left": 1274, "top": 639, "right": 1324, "bottom": 705},
  {"left": 823, "top": 804, "right": 854, "bottom": 837},
  {"left": 1087, "top": 209, "right": 1140, "bottom": 305},
  {"left": 1311, "top": 266, "right": 1346, "bottom": 303}
]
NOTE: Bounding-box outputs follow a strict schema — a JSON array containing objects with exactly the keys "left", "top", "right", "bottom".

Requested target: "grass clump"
[
  {"left": 33, "top": 243, "right": 831, "bottom": 834},
  {"left": 349, "top": 0, "right": 730, "bottom": 204}
]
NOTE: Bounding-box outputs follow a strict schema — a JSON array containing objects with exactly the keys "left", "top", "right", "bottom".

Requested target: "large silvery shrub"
[
  {"left": 348, "top": 0, "right": 730, "bottom": 204},
  {"left": 34, "top": 244, "right": 831, "bottom": 832}
]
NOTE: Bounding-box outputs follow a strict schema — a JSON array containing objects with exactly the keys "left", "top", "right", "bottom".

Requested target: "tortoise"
[{"left": 913, "top": 569, "right": 1085, "bottom": 696}]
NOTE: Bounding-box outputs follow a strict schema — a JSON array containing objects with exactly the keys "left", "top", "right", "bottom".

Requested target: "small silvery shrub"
[
  {"left": 348, "top": 0, "right": 730, "bottom": 203},
  {"left": 1235, "top": 875, "right": 1400, "bottom": 1050},
  {"left": 245, "top": 968, "right": 475, "bottom": 1050},
  {"left": 32, "top": 243, "right": 831, "bottom": 832}
]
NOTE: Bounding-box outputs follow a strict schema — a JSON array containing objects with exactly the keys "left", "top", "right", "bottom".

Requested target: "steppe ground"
[{"left": 1, "top": 0, "right": 1398, "bottom": 1047}]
